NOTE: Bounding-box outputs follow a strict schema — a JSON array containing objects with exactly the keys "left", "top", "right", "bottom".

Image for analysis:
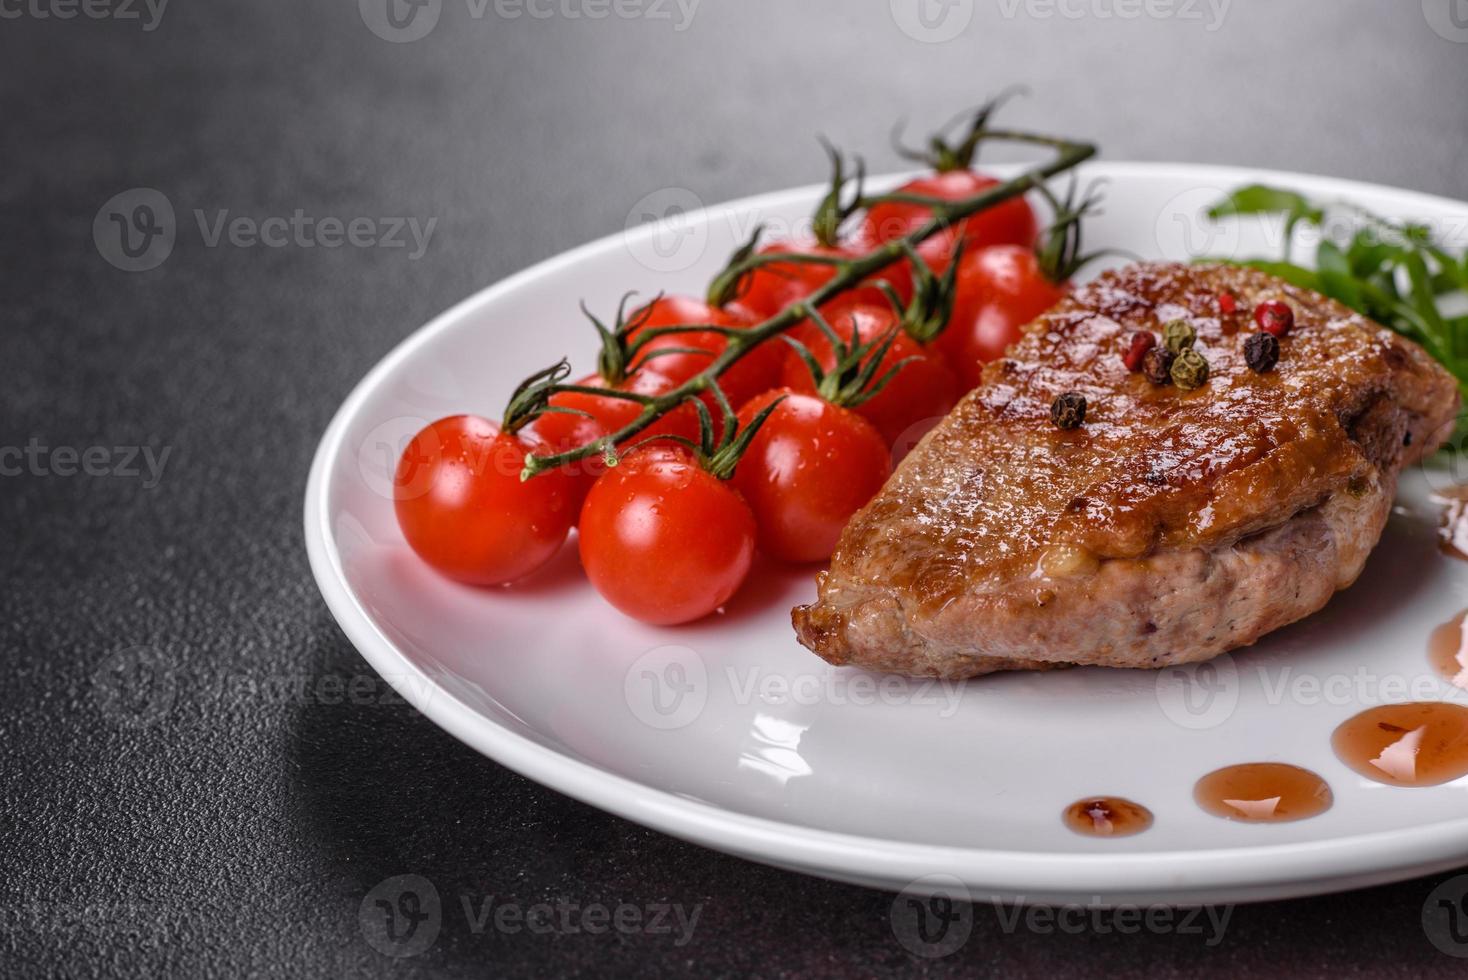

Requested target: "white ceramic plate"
[{"left": 306, "top": 162, "right": 1468, "bottom": 906}]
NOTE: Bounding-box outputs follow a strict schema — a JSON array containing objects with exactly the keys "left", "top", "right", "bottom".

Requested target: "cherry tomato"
[
  {"left": 628, "top": 294, "right": 783, "bottom": 420},
  {"left": 779, "top": 302, "right": 958, "bottom": 450},
  {"left": 527, "top": 366, "right": 700, "bottom": 506},
  {"left": 735, "top": 234, "right": 911, "bottom": 320},
  {"left": 944, "top": 244, "right": 1066, "bottom": 388},
  {"left": 393, "top": 415, "right": 577, "bottom": 586},
  {"left": 863, "top": 170, "right": 1038, "bottom": 276},
  {"left": 731, "top": 390, "right": 891, "bottom": 563},
  {"left": 578, "top": 446, "right": 756, "bottom": 625}
]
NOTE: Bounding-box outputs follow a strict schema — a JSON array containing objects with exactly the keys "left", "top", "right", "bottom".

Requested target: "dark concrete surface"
[{"left": 4, "top": 1, "right": 1468, "bottom": 975}]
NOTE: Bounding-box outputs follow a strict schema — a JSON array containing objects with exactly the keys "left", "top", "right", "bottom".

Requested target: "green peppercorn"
[
  {"left": 1243, "top": 332, "right": 1279, "bottom": 373},
  {"left": 1163, "top": 319, "right": 1196, "bottom": 353},
  {"left": 1142, "top": 346, "right": 1175, "bottom": 386},
  {"left": 1050, "top": 391, "right": 1087, "bottom": 430},
  {"left": 1170, "top": 348, "right": 1210, "bottom": 390}
]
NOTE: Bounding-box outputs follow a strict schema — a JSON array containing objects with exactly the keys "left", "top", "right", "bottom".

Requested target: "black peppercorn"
[
  {"left": 1243, "top": 331, "right": 1279, "bottom": 373},
  {"left": 1142, "top": 347, "right": 1175, "bottom": 386},
  {"left": 1051, "top": 391, "right": 1087, "bottom": 429}
]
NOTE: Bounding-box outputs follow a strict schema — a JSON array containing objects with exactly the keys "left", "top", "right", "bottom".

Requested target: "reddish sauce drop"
[
  {"left": 1429, "top": 610, "right": 1468, "bottom": 690},
  {"left": 1434, "top": 486, "right": 1468, "bottom": 560},
  {"left": 1062, "top": 797, "right": 1153, "bottom": 837},
  {"left": 1331, "top": 702, "right": 1468, "bottom": 787},
  {"left": 1193, "top": 763, "right": 1332, "bottom": 822}
]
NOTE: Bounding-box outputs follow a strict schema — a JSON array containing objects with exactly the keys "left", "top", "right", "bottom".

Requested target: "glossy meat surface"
[{"left": 793, "top": 262, "right": 1460, "bottom": 677}]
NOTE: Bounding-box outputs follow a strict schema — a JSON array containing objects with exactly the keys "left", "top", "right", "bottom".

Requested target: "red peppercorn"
[
  {"left": 1218, "top": 292, "right": 1238, "bottom": 315},
  {"left": 1254, "top": 300, "right": 1293, "bottom": 337},
  {"left": 1122, "top": 331, "right": 1157, "bottom": 372}
]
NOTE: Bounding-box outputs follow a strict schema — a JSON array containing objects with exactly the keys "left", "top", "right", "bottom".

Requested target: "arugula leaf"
[
  {"left": 1202, "top": 184, "right": 1468, "bottom": 417},
  {"left": 1207, "top": 185, "right": 1325, "bottom": 260},
  {"left": 1315, "top": 240, "right": 1365, "bottom": 310},
  {"left": 1206, "top": 185, "right": 1324, "bottom": 224}
]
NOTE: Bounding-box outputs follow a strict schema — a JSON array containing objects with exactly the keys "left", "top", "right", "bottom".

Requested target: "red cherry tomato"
[
  {"left": 628, "top": 294, "right": 783, "bottom": 420},
  {"left": 863, "top": 170, "right": 1038, "bottom": 276},
  {"left": 736, "top": 234, "right": 911, "bottom": 320},
  {"left": 393, "top": 415, "right": 577, "bottom": 586},
  {"left": 578, "top": 446, "right": 756, "bottom": 625},
  {"left": 944, "top": 244, "right": 1066, "bottom": 388},
  {"left": 527, "top": 366, "right": 700, "bottom": 505},
  {"left": 779, "top": 303, "right": 958, "bottom": 450},
  {"left": 731, "top": 390, "right": 891, "bottom": 563}
]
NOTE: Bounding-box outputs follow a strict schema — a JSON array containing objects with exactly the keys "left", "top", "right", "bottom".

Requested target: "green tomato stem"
[{"left": 521, "top": 128, "right": 1096, "bottom": 479}]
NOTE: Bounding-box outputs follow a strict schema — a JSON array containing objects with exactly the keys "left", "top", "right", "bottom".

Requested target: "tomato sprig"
[{"left": 514, "top": 125, "right": 1099, "bottom": 481}]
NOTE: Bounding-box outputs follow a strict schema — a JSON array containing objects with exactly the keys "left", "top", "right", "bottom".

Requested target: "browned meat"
[{"left": 792, "top": 262, "right": 1460, "bottom": 678}]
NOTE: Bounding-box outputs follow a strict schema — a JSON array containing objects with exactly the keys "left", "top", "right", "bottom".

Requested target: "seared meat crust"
[{"left": 793, "top": 262, "right": 1459, "bottom": 678}]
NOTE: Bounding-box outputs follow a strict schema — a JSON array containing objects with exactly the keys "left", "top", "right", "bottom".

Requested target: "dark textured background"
[{"left": 5, "top": 1, "right": 1468, "bottom": 976}]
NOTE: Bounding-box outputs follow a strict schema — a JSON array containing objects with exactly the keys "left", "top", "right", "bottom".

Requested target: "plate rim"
[{"left": 305, "top": 160, "right": 1468, "bottom": 902}]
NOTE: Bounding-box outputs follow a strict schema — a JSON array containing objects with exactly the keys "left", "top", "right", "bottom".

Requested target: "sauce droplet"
[
  {"left": 1433, "top": 485, "right": 1468, "bottom": 560},
  {"left": 1193, "top": 763, "right": 1332, "bottom": 822},
  {"left": 1062, "top": 797, "right": 1153, "bottom": 837},
  {"left": 1331, "top": 702, "right": 1468, "bottom": 786},
  {"left": 1429, "top": 610, "right": 1468, "bottom": 691}
]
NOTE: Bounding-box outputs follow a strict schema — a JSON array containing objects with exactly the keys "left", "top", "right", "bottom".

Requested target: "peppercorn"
[
  {"left": 1171, "top": 349, "right": 1210, "bottom": 390},
  {"left": 1142, "top": 346, "right": 1175, "bottom": 386},
  {"left": 1163, "top": 319, "right": 1196, "bottom": 353},
  {"left": 1254, "top": 300, "right": 1294, "bottom": 337},
  {"left": 1122, "top": 331, "right": 1156, "bottom": 372},
  {"left": 1243, "top": 332, "right": 1279, "bottom": 373},
  {"left": 1051, "top": 391, "right": 1087, "bottom": 429},
  {"left": 1218, "top": 292, "right": 1238, "bottom": 315}
]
